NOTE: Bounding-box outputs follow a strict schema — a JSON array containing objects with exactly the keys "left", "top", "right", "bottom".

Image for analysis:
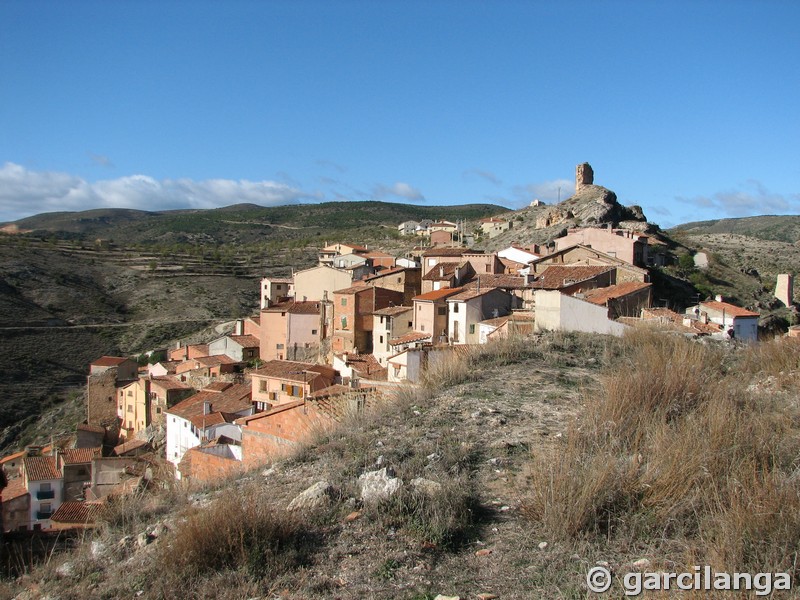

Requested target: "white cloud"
[
  {"left": 373, "top": 181, "right": 425, "bottom": 202},
  {"left": 677, "top": 181, "right": 800, "bottom": 217},
  {"left": 512, "top": 178, "right": 572, "bottom": 206},
  {"left": 0, "top": 162, "right": 320, "bottom": 222}
]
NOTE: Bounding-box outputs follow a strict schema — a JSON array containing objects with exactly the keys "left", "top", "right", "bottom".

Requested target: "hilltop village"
[{"left": 1, "top": 164, "right": 795, "bottom": 534}]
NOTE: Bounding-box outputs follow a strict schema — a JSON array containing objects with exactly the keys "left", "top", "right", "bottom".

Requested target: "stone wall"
[{"left": 576, "top": 162, "right": 594, "bottom": 191}]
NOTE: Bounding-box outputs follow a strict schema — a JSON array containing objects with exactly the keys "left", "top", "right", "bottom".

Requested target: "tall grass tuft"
[{"left": 522, "top": 330, "right": 800, "bottom": 577}]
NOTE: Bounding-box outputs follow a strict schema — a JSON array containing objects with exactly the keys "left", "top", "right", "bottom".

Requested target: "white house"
[
  {"left": 372, "top": 306, "right": 414, "bottom": 365},
  {"left": 398, "top": 221, "right": 419, "bottom": 236},
  {"left": 165, "top": 383, "right": 254, "bottom": 477},
  {"left": 497, "top": 245, "right": 540, "bottom": 267},
  {"left": 686, "top": 300, "right": 760, "bottom": 342},
  {"left": 22, "top": 456, "right": 62, "bottom": 530},
  {"left": 446, "top": 287, "right": 512, "bottom": 345}
]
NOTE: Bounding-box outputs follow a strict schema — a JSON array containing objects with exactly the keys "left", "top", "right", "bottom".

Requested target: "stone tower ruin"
[
  {"left": 576, "top": 162, "right": 594, "bottom": 192},
  {"left": 775, "top": 273, "right": 794, "bottom": 307}
]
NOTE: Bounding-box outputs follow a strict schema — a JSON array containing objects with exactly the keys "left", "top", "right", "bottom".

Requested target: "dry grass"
[{"left": 522, "top": 330, "right": 800, "bottom": 578}]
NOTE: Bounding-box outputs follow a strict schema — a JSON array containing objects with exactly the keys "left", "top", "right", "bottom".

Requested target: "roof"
[
  {"left": 389, "top": 331, "right": 433, "bottom": 346},
  {"left": 50, "top": 501, "right": 103, "bottom": 524},
  {"left": 0, "top": 450, "right": 26, "bottom": 465},
  {"left": 413, "top": 287, "right": 464, "bottom": 302},
  {"left": 479, "top": 316, "right": 510, "bottom": 328},
  {"left": 149, "top": 376, "right": 192, "bottom": 391},
  {"left": 308, "top": 384, "right": 358, "bottom": 400},
  {"left": 229, "top": 334, "right": 260, "bottom": 348},
  {"left": 236, "top": 399, "right": 306, "bottom": 425},
  {"left": 60, "top": 447, "right": 101, "bottom": 465},
  {"left": 423, "top": 262, "right": 462, "bottom": 281},
  {"left": 113, "top": 439, "right": 150, "bottom": 456},
  {"left": 204, "top": 381, "right": 233, "bottom": 392},
  {"left": 24, "top": 456, "right": 61, "bottom": 481},
  {"left": 332, "top": 284, "right": 372, "bottom": 295},
  {"left": 582, "top": 282, "right": 652, "bottom": 305},
  {"left": 263, "top": 277, "right": 293, "bottom": 284},
  {"left": 2, "top": 477, "right": 28, "bottom": 501},
  {"left": 465, "top": 274, "right": 528, "bottom": 290},
  {"left": 699, "top": 301, "right": 760, "bottom": 318},
  {"left": 90, "top": 356, "right": 131, "bottom": 367},
  {"left": 421, "top": 247, "right": 471, "bottom": 257},
  {"left": 264, "top": 300, "right": 321, "bottom": 315},
  {"left": 447, "top": 287, "right": 503, "bottom": 302},
  {"left": 532, "top": 265, "right": 613, "bottom": 289},
  {"left": 252, "top": 360, "right": 337, "bottom": 382},
  {"left": 166, "top": 383, "right": 252, "bottom": 420},
  {"left": 373, "top": 305, "right": 413, "bottom": 317},
  {"left": 194, "top": 354, "right": 239, "bottom": 367},
  {"left": 189, "top": 411, "right": 240, "bottom": 430},
  {"left": 365, "top": 266, "right": 409, "bottom": 281},
  {"left": 340, "top": 353, "right": 387, "bottom": 381}
]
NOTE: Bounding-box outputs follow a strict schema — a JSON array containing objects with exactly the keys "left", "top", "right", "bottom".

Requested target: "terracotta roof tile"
[
  {"left": 194, "top": 354, "right": 239, "bottom": 366},
  {"left": 252, "top": 360, "right": 337, "bottom": 382},
  {"left": 90, "top": 356, "right": 130, "bottom": 367},
  {"left": 166, "top": 383, "right": 252, "bottom": 420},
  {"left": 332, "top": 284, "right": 372, "bottom": 295},
  {"left": 2, "top": 477, "right": 28, "bottom": 501},
  {"left": 447, "top": 287, "right": 503, "bottom": 302},
  {"left": 423, "top": 262, "right": 464, "bottom": 281},
  {"left": 60, "top": 447, "right": 101, "bottom": 465},
  {"left": 373, "top": 305, "right": 413, "bottom": 317},
  {"left": 113, "top": 439, "right": 150, "bottom": 456},
  {"left": 229, "top": 334, "right": 260, "bottom": 348},
  {"left": 532, "top": 265, "right": 613, "bottom": 290},
  {"left": 421, "top": 247, "right": 471, "bottom": 257},
  {"left": 365, "top": 267, "right": 408, "bottom": 281},
  {"left": 413, "top": 287, "right": 464, "bottom": 302},
  {"left": 464, "top": 274, "right": 528, "bottom": 289},
  {"left": 77, "top": 423, "right": 106, "bottom": 434},
  {"left": 24, "top": 456, "right": 61, "bottom": 481},
  {"left": 583, "top": 282, "right": 652, "bottom": 305},
  {"left": 150, "top": 376, "right": 192, "bottom": 391},
  {"left": 204, "top": 381, "right": 233, "bottom": 392},
  {"left": 51, "top": 501, "right": 103, "bottom": 524},
  {"left": 389, "top": 331, "right": 432, "bottom": 346},
  {"left": 341, "top": 354, "right": 387, "bottom": 381},
  {"left": 699, "top": 301, "right": 760, "bottom": 318},
  {"left": 264, "top": 300, "right": 321, "bottom": 314}
]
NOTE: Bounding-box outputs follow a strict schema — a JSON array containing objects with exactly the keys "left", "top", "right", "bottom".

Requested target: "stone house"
[
  {"left": 249, "top": 360, "right": 338, "bottom": 410},
  {"left": 260, "top": 300, "right": 323, "bottom": 362},
  {"left": 260, "top": 277, "right": 294, "bottom": 309},
  {"left": 555, "top": 227, "right": 649, "bottom": 267},
  {"left": 429, "top": 230, "right": 452, "bottom": 246},
  {"left": 207, "top": 334, "right": 261, "bottom": 363},
  {"left": 168, "top": 343, "right": 209, "bottom": 362},
  {"left": 479, "top": 217, "right": 511, "bottom": 238},
  {"left": 363, "top": 250, "right": 396, "bottom": 270},
  {"left": 318, "top": 242, "right": 368, "bottom": 266},
  {"left": 372, "top": 306, "right": 414, "bottom": 365},
  {"left": 582, "top": 281, "right": 653, "bottom": 319},
  {"left": 332, "top": 285, "right": 404, "bottom": 355},
  {"left": 364, "top": 267, "right": 422, "bottom": 305},
  {"left": 58, "top": 447, "right": 100, "bottom": 502},
  {"left": 529, "top": 244, "right": 649, "bottom": 284},
  {"left": 533, "top": 290, "right": 628, "bottom": 337},
  {"left": 398, "top": 221, "right": 419, "bottom": 236},
  {"left": 86, "top": 356, "right": 138, "bottom": 428},
  {"left": 1, "top": 477, "right": 30, "bottom": 532},
  {"left": 412, "top": 288, "right": 463, "bottom": 344},
  {"left": 293, "top": 264, "right": 354, "bottom": 302},
  {"left": 446, "top": 287, "right": 512, "bottom": 345},
  {"left": 421, "top": 261, "right": 474, "bottom": 294}
]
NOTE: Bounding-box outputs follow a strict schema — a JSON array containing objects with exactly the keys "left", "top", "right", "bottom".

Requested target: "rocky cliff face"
[{"left": 535, "top": 164, "right": 651, "bottom": 232}]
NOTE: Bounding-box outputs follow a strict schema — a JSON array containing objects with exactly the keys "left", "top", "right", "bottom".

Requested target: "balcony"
[
  {"left": 36, "top": 511, "right": 52, "bottom": 520},
  {"left": 36, "top": 490, "right": 55, "bottom": 500}
]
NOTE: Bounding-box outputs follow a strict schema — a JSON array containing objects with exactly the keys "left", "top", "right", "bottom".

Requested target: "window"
[
  {"left": 276, "top": 343, "right": 284, "bottom": 349},
  {"left": 485, "top": 264, "right": 491, "bottom": 272},
  {"left": 341, "top": 298, "right": 347, "bottom": 306},
  {"left": 127, "top": 391, "right": 133, "bottom": 397},
  {"left": 437, "top": 307, "right": 446, "bottom": 316},
  {"left": 453, "top": 304, "right": 459, "bottom": 313},
  {"left": 469, "top": 324, "right": 475, "bottom": 334},
  {"left": 341, "top": 316, "right": 347, "bottom": 329},
  {"left": 259, "top": 380, "right": 268, "bottom": 392},
  {"left": 453, "top": 322, "right": 459, "bottom": 342},
  {"left": 379, "top": 335, "right": 384, "bottom": 343},
  {"left": 420, "top": 324, "right": 425, "bottom": 332},
  {"left": 127, "top": 405, "right": 133, "bottom": 413},
  {"left": 397, "top": 277, "right": 402, "bottom": 283},
  {"left": 156, "top": 407, "right": 162, "bottom": 414},
  {"left": 311, "top": 329, "right": 317, "bottom": 335},
  {"left": 408, "top": 321, "right": 413, "bottom": 328}
]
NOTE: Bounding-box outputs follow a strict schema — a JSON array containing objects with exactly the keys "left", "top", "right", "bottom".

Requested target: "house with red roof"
[
  {"left": 412, "top": 288, "right": 464, "bottom": 344},
  {"left": 22, "top": 455, "right": 62, "bottom": 530},
  {"left": 446, "top": 287, "right": 512, "bottom": 344},
  {"left": 1, "top": 476, "right": 30, "bottom": 532},
  {"left": 332, "top": 285, "right": 404, "bottom": 355},
  {"left": 686, "top": 299, "right": 760, "bottom": 341},
  {"left": 249, "top": 360, "right": 338, "bottom": 410},
  {"left": 165, "top": 383, "right": 254, "bottom": 476},
  {"left": 582, "top": 281, "right": 653, "bottom": 319},
  {"left": 208, "top": 334, "right": 261, "bottom": 363}
]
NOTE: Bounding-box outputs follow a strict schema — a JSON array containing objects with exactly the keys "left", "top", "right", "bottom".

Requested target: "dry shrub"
[
  {"left": 738, "top": 335, "right": 800, "bottom": 386},
  {"left": 161, "top": 491, "right": 315, "bottom": 580},
  {"left": 523, "top": 330, "right": 800, "bottom": 575}
]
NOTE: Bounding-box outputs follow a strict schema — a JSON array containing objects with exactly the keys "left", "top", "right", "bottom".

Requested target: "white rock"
[
  {"left": 538, "top": 542, "right": 548, "bottom": 550},
  {"left": 56, "top": 561, "right": 75, "bottom": 578},
  {"left": 631, "top": 558, "right": 651, "bottom": 570},
  {"left": 90, "top": 540, "right": 108, "bottom": 559},
  {"left": 287, "top": 481, "right": 334, "bottom": 511},
  {"left": 359, "top": 467, "right": 403, "bottom": 503}
]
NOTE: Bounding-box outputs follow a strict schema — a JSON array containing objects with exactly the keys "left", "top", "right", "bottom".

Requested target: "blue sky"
[{"left": 1, "top": 0, "right": 798, "bottom": 228}]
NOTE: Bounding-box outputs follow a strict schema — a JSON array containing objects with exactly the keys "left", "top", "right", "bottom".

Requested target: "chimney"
[
  {"left": 439, "top": 265, "right": 444, "bottom": 277},
  {"left": 204, "top": 401, "right": 212, "bottom": 415},
  {"left": 715, "top": 294, "right": 723, "bottom": 302},
  {"left": 234, "top": 319, "right": 244, "bottom": 336}
]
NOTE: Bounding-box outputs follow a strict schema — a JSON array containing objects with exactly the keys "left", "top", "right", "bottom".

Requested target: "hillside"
[
  {"left": 672, "top": 215, "right": 800, "bottom": 244},
  {"left": 5, "top": 332, "right": 800, "bottom": 599}
]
